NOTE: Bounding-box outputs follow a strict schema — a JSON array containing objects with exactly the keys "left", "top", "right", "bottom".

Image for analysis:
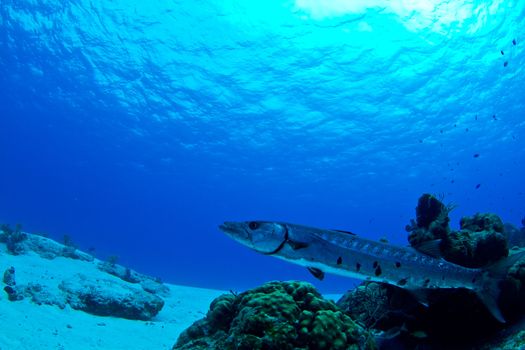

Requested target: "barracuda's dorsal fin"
[
  {"left": 414, "top": 239, "right": 442, "bottom": 258},
  {"left": 332, "top": 229, "right": 356, "bottom": 235},
  {"left": 307, "top": 267, "right": 325, "bottom": 281}
]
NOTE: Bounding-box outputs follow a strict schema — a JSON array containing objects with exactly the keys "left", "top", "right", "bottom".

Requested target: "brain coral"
[{"left": 173, "top": 280, "right": 375, "bottom": 350}]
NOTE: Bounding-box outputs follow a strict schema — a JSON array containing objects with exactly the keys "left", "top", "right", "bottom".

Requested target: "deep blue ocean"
[{"left": 0, "top": 0, "right": 523, "bottom": 293}]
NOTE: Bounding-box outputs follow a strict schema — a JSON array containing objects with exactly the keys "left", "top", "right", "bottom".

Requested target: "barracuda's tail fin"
[{"left": 477, "top": 251, "right": 525, "bottom": 323}]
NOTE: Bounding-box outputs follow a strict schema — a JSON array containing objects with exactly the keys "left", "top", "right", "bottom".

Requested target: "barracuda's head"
[{"left": 219, "top": 221, "right": 288, "bottom": 254}]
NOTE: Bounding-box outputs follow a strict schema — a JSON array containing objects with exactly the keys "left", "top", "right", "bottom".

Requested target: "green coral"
[
  {"left": 406, "top": 194, "right": 452, "bottom": 247},
  {"left": 415, "top": 193, "right": 449, "bottom": 229},
  {"left": 336, "top": 282, "right": 390, "bottom": 328},
  {"left": 207, "top": 293, "right": 237, "bottom": 331},
  {"left": 337, "top": 281, "right": 424, "bottom": 341},
  {"left": 460, "top": 213, "right": 505, "bottom": 233},
  {"left": 405, "top": 195, "right": 508, "bottom": 267},
  {"left": 0, "top": 223, "right": 27, "bottom": 255},
  {"left": 442, "top": 213, "right": 508, "bottom": 267},
  {"left": 494, "top": 330, "right": 525, "bottom": 350},
  {"left": 173, "top": 281, "right": 375, "bottom": 350},
  {"left": 303, "top": 310, "right": 359, "bottom": 349}
]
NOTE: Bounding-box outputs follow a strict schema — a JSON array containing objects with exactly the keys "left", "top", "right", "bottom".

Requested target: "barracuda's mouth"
[
  {"left": 219, "top": 221, "right": 287, "bottom": 255},
  {"left": 219, "top": 221, "right": 240, "bottom": 235},
  {"left": 219, "top": 222, "right": 249, "bottom": 244}
]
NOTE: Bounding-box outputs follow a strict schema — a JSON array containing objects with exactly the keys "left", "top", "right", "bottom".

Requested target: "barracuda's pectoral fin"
[
  {"left": 307, "top": 267, "right": 325, "bottom": 281},
  {"left": 287, "top": 239, "right": 309, "bottom": 250},
  {"left": 414, "top": 239, "right": 442, "bottom": 258}
]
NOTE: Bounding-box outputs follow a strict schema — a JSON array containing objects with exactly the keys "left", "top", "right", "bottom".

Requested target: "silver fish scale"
[{"left": 339, "top": 232, "right": 473, "bottom": 283}]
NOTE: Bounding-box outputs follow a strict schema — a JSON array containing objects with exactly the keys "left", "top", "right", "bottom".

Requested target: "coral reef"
[
  {"left": 441, "top": 213, "right": 508, "bottom": 267},
  {"left": 59, "top": 274, "right": 164, "bottom": 320},
  {"left": 1, "top": 228, "right": 168, "bottom": 321},
  {"left": 405, "top": 194, "right": 507, "bottom": 267},
  {"left": 173, "top": 197, "right": 525, "bottom": 350},
  {"left": 10, "top": 282, "right": 68, "bottom": 307},
  {"left": 479, "top": 317, "right": 525, "bottom": 350},
  {"left": 405, "top": 193, "right": 452, "bottom": 247},
  {"left": 3, "top": 266, "right": 16, "bottom": 286},
  {"left": 337, "top": 282, "right": 423, "bottom": 333},
  {"left": 0, "top": 223, "right": 28, "bottom": 255},
  {"left": 339, "top": 195, "right": 525, "bottom": 348},
  {"left": 2, "top": 265, "right": 66, "bottom": 306},
  {"left": 97, "top": 261, "right": 170, "bottom": 297},
  {"left": 338, "top": 280, "right": 508, "bottom": 348},
  {"left": 173, "top": 281, "right": 375, "bottom": 350},
  {"left": 23, "top": 234, "right": 94, "bottom": 261},
  {"left": 0, "top": 224, "right": 94, "bottom": 261}
]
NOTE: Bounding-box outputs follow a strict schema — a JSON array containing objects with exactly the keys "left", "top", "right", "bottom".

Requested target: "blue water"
[{"left": 0, "top": 0, "right": 523, "bottom": 293}]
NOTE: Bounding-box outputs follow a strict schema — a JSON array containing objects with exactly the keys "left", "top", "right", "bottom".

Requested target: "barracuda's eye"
[{"left": 248, "top": 222, "right": 260, "bottom": 230}]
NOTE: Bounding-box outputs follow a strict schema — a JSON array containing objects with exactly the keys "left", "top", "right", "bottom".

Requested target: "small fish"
[
  {"left": 411, "top": 330, "right": 428, "bottom": 339},
  {"left": 504, "top": 61, "right": 508, "bottom": 67},
  {"left": 475, "top": 184, "right": 481, "bottom": 189},
  {"left": 501, "top": 50, "right": 504, "bottom": 55},
  {"left": 513, "top": 39, "right": 517, "bottom": 45},
  {"left": 493, "top": 115, "right": 498, "bottom": 120},
  {"left": 473, "top": 153, "right": 480, "bottom": 158}
]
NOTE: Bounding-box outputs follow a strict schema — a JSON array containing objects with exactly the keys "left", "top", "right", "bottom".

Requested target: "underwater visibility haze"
[{"left": 0, "top": 0, "right": 524, "bottom": 293}]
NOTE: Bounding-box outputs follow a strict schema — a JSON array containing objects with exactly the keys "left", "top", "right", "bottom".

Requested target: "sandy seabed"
[{"left": 0, "top": 245, "right": 225, "bottom": 350}]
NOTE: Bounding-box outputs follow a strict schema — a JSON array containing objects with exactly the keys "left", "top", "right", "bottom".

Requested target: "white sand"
[{"left": 0, "top": 245, "right": 225, "bottom": 350}]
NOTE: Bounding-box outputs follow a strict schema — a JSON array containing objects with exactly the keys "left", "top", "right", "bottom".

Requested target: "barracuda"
[{"left": 219, "top": 220, "right": 525, "bottom": 323}]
